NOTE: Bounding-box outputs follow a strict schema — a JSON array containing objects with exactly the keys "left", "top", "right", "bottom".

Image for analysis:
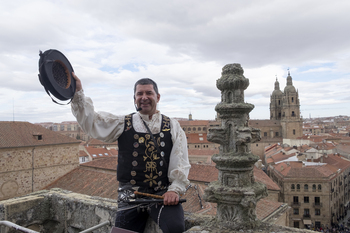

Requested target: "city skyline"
[{"left": 1, "top": 0, "right": 350, "bottom": 123}]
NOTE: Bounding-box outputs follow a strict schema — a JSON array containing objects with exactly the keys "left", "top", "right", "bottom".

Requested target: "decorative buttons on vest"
[
  {"left": 160, "top": 161, "right": 163, "bottom": 166},
  {"left": 131, "top": 171, "right": 136, "bottom": 176},
  {"left": 133, "top": 142, "right": 139, "bottom": 148},
  {"left": 161, "top": 151, "right": 165, "bottom": 157},
  {"left": 132, "top": 161, "right": 138, "bottom": 166},
  {"left": 160, "top": 132, "right": 164, "bottom": 138},
  {"left": 159, "top": 171, "right": 162, "bottom": 176},
  {"left": 134, "top": 134, "right": 139, "bottom": 140},
  {"left": 138, "top": 137, "right": 145, "bottom": 143},
  {"left": 132, "top": 151, "right": 138, "bottom": 157},
  {"left": 160, "top": 141, "right": 165, "bottom": 147},
  {"left": 130, "top": 180, "right": 136, "bottom": 185}
]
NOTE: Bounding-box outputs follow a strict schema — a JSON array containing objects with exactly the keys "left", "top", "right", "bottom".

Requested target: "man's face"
[{"left": 134, "top": 84, "right": 160, "bottom": 116}]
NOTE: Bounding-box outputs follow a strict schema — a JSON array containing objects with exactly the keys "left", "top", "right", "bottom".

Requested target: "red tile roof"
[
  {"left": 188, "top": 149, "right": 219, "bottom": 156},
  {"left": 253, "top": 167, "right": 280, "bottom": 191},
  {"left": 271, "top": 154, "right": 350, "bottom": 179},
  {"left": 85, "top": 138, "right": 118, "bottom": 146},
  {"left": 0, "top": 121, "right": 80, "bottom": 148},
  {"left": 81, "top": 157, "right": 117, "bottom": 171},
  {"left": 44, "top": 166, "right": 118, "bottom": 199},
  {"left": 45, "top": 158, "right": 284, "bottom": 221},
  {"left": 188, "top": 164, "right": 218, "bottom": 182},
  {"left": 85, "top": 146, "right": 116, "bottom": 159},
  {"left": 79, "top": 150, "right": 89, "bottom": 157},
  {"left": 256, "top": 198, "right": 286, "bottom": 220}
]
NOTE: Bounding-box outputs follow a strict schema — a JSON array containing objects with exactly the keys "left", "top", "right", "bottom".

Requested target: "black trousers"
[{"left": 115, "top": 203, "right": 185, "bottom": 233}]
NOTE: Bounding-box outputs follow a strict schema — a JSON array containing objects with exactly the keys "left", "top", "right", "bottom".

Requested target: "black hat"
[{"left": 38, "top": 49, "right": 76, "bottom": 104}]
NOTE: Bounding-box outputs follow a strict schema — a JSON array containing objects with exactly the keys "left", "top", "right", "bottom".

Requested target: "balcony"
[
  {"left": 291, "top": 202, "right": 301, "bottom": 207},
  {"left": 313, "top": 202, "right": 323, "bottom": 207},
  {"left": 303, "top": 214, "right": 311, "bottom": 219}
]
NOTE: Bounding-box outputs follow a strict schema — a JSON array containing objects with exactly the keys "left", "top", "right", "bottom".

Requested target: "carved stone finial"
[{"left": 204, "top": 63, "right": 267, "bottom": 230}]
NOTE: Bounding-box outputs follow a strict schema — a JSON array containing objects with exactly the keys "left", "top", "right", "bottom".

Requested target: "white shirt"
[{"left": 71, "top": 90, "right": 191, "bottom": 194}]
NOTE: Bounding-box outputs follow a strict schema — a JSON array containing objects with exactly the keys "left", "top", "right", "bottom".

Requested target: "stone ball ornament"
[{"left": 38, "top": 49, "right": 76, "bottom": 104}]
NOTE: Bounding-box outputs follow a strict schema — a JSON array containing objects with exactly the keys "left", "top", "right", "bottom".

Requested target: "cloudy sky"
[{"left": 1, "top": 0, "right": 350, "bottom": 123}]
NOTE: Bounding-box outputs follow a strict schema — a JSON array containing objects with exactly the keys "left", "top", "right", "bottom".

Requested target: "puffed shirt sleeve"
[
  {"left": 71, "top": 89, "right": 125, "bottom": 142},
  {"left": 167, "top": 119, "right": 191, "bottom": 195}
]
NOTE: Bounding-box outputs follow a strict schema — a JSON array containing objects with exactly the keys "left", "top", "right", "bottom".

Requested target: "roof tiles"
[{"left": 0, "top": 121, "right": 80, "bottom": 148}]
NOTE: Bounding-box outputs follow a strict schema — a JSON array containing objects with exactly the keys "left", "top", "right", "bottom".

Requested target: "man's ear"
[{"left": 157, "top": 93, "right": 160, "bottom": 102}]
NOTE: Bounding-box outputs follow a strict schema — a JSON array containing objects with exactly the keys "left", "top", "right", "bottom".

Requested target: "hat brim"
[{"left": 38, "top": 49, "right": 76, "bottom": 101}]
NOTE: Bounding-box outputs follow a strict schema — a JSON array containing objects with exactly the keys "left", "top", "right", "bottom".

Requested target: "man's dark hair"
[{"left": 133, "top": 78, "right": 159, "bottom": 95}]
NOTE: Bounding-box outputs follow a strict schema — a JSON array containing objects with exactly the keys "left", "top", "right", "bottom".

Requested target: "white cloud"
[{"left": 0, "top": 0, "right": 349, "bottom": 123}]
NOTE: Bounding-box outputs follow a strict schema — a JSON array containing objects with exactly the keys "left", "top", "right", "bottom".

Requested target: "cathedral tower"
[
  {"left": 269, "top": 71, "right": 303, "bottom": 139},
  {"left": 270, "top": 78, "right": 283, "bottom": 120}
]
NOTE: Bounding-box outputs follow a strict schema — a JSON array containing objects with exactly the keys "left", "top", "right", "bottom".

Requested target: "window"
[
  {"left": 315, "top": 197, "right": 320, "bottom": 204},
  {"left": 315, "top": 221, "right": 321, "bottom": 228},
  {"left": 312, "top": 184, "right": 316, "bottom": 192},
  {"left": 293, "top": 129, "right": 296, "bottom": 135},
  {"left": 292, "top": 111, "right": 295, "bottom": 116},
  {"left": 315, "top": 209, "right": 321, "bottom": 216},
  {"left": 292, "top": 97, "right": 294, "bottom": 103},
  {"left": 198, "top": 127, "right": 201, "bottom": 131},
  {"left": 275, "top": 132, "right": 279, "bottom": 137},
  {"left": 293, "top": 208, "right": 299, "bottom": 215},
  {"left": 293, "top": 196, "right": 299, "bottom": 204},
  {"left": 264, "top": 132, "right": 267, "bottom": 137},
  {"left": 193, "top": 127, "right": 196, "bottom": 131},
  {"left": 278, "top": 100, "right": 281, "bottom": 105},
  {"left": 304, "top": 209, "right": 310, "bottom": 217},
  {"left": 304, "top": 184, "right": 308, "bottom": 191},
  {"left": 304, "top": 196, "right": 309, "bottom": 203},
  {"left": 291, "top": 184, "right": 295, "bottom": 191},
  {"left": 203, "top": 127, "right": 207, "bottom": 131},
  {"left": 294, "top": 221, "right": 300, "bottom": 228},
  {"left": 297, "top": 184, "right": 300, "bottom": 191},
  {"left": 318, "top": 184, "right": 322, "bottom": 191}
]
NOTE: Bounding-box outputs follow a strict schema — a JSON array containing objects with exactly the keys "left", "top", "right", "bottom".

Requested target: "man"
[{"left": 71, "top": 73, "right": 191, "bottom": 233}]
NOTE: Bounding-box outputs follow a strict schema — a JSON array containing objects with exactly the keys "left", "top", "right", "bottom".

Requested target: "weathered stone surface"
[
  {"left": 186, "top": 222, "right": 316, "bottom": 233},
  {"left": 0, "top": 189, "right": 117, "bottom": 233},
  {"left": 204, "top": 64, "right": 268, "bottom": 230}
]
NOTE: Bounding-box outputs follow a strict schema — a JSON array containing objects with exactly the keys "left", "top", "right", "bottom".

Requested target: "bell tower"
[
  {"left": 280, "top": 70, "right": 303, "bottom": 139},
  {"left": 270, "top": 77, "right": 283, "bottom": 120}
]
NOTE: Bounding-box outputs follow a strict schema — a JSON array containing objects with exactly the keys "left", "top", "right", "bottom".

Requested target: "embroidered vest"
[{"left": 117, "top": 114, "right": 172, "bottom": 191}]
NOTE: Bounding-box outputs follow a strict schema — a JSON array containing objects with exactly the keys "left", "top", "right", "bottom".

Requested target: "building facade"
[
  {"left": 0, "top": 121, "right": 80, "bottom": 201},
  {"left": 268, "top": 154, "right": 350, "bottom": 229},
  {"left": 250, "top": 71, "right": 303, "bottom": 159}
]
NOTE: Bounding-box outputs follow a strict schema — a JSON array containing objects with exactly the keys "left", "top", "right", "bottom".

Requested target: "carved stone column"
[{"left": 204, "top": 63, "right": 267, "bottom": 229}]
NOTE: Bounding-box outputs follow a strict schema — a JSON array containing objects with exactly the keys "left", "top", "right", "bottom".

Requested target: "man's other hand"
[
  {"left": 72, "top": 72, "right": 82, "bottom": 91},
  {"left": 163, "top": 191, "right": 179, "bottom": 205}
]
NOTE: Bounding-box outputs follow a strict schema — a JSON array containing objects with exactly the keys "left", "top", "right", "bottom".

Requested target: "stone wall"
[
  {"left": 0, "top": 189, "right": 117, "bottom": 233},
  {"left": 0, "top": 144, "right": 79, "bottom": 201}
]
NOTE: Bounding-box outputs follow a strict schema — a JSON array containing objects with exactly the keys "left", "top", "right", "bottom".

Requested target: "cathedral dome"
[
  {"left": 284, "top": 72, "right": 296, "bottom": 93},
  {"left": 272, "top": 78, "right": 283, "bottom": 97}
]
